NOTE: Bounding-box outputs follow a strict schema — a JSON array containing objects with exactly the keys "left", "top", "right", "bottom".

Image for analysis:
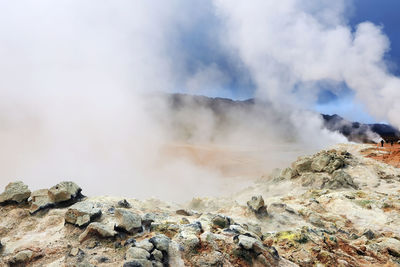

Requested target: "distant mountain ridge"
[
  {"left": 322, "top": 114, "right": 400, "bottom": 143},
  {"left": 165, "top": 93, "right": 400, "bottom": 143}
]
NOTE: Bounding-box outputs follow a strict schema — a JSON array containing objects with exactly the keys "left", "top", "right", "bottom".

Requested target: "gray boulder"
[
  {"left": 125, "top": 247, "right": 150, "bottom": 260},
  {"left": 311, "top": 154, "right": 332, "bottom": 172},
  {"left": 211, "top": 214, "right": 231, "bottom": 229},
  {"left": 247, "top": 195, "right": 264, "bottom": 211},
  {"left": 65, "top": 202, "right": 102, "bottom": 227},
  {"left": 115, "top": 208, "right": 142, "bottom": 234},
  {"left": 292, "top": 157, "right": 313, "bottom": 173},
  {"left": 118, "top": 199, "right": 132, "bottom": 208},
  {"left": 149, "top": 234, "right": 171, "bottom": 252},
  {"left": 236, "top": 235, "right": 264, "bottom": 252},
  {"left": 176, "top": 209, "right": 194, "bottom": 216},
  {"left": 175, "top": 230, "right": 200, "bottom": 252},
  {"left": 30, "top": 189, "right": 54, "bottom": 213},
  {"left": 0, "top": 181, "right": 31, "bottom": 204},
  {"left": 49, "top": 181, "right": 82, "bottom": 203},
  {"left": 135, "top": 239, "right": 154, "bottom": 251},
  {"left": 247, "top": 196, "right": 268, "bottom": 217}
]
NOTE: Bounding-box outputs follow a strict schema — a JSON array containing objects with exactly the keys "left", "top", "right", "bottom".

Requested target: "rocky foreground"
[{"left": 1, "top": 144, "right": 400, "bottom": 266}]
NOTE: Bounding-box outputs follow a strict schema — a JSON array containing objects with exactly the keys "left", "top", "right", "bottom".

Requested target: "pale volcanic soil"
[{"left": 1, "top": 143, "right": 400, "bottom": 266}]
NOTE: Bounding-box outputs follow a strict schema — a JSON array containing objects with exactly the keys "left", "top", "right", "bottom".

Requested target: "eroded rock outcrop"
[{"left": 29, "top": 181, "right": 84, "bottom": 213}]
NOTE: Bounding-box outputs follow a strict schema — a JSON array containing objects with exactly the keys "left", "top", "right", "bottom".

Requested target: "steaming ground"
[
  {"left": 0, "top": 139, "right": 323, "bottom": 202},
  {"left": 3, "top": 143, "right": 400, "bottom": 266}
]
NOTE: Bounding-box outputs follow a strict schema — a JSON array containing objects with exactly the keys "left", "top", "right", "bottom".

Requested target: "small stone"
[
  {"left": 149, "top": 234, "right": 171, "bottom": 252},
  {"left": 79, "top": 222, "right": 117, "bottom": 243},
  {"left": 247, "top": 196, "right": 268, "bottom": 217},
  {"left": 70, "top": 247, "right": 80, "bottom": 256},
  {"left": 97, "top": 256, "right": 109, "bottom": 263},
  {"left": 86, "top": 241, "right": 99, "bottom": 249},
  {"left": 247, "top": 195, "right": 264, "bottom": 211},
  {"left": 124, "top": 238, "right": 136, "bottom": 247},
  {"left": 114, "top": 242, "right": 123, "bottom": 249},
  {"left": 180, "top": 218, "right": 190, "bottom": 224},
  {"left": 237, "top": 235, "right": 258, "bottom": 250},
  {"left": 181, "top": 221, "right": 202, "bottom": 235},
  {"left": 126, "top": 247, "right": 150, "bottom": 260},
  {"left": 175, "top": 230, "right": 200, "bottom": 252},
  {"left": 151, "top": 249, "right": 163, "bottom": 261},
  {"left": 118, "top": 199, "right": 132, "bottom": 208},
  {"left": 48, "top": 181, "right": 82, "bottom": 203},
  {"left": 108, "top": 207, "right": 115, "bottom": 214},
  {"left": 115, "top": 208, "right": 142, "bottom": 234},
  {"left": 363, "top": 229, "right": 375, "bottom": 240},
  {"left": 176, "top": 209, "right": 193, "bottom": 216},
  {"left": 0, "top": 181, "right": 31, "bottom": 204},
  {"left": 211, "top": 215, "right": 230, "bottom": 229},
  {"left": 135, "top": 239, "right": 154, "bottom": 252},
  {"left": 142, "top": 213, "right": 156, "bottom": 228}
]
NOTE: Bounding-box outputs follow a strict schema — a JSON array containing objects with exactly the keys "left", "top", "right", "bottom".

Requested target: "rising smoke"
[{"left": 0, "top": 0, "right": 398, "bottom": 201}]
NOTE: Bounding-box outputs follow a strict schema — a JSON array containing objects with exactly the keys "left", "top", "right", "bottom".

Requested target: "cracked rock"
[{"left": 0, "top": 181, "right": 31, "bottom": 204}]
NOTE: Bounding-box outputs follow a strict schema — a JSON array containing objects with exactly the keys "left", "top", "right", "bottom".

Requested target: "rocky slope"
[{"left": 1, "top": 144, "right": 400, "bottom": 266}]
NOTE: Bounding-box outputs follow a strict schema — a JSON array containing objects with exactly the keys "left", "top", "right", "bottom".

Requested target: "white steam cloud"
[
  {"left": 0, "top": 0, "right": 398, "bottom": 201},
  {"left": 215, "top": 0, "right": 400, "bottom": 125}
]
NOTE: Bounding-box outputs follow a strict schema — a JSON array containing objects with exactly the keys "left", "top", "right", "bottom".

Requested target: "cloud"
[{"left": 214, "top": 0, "right": 400, "bottom": 128}]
